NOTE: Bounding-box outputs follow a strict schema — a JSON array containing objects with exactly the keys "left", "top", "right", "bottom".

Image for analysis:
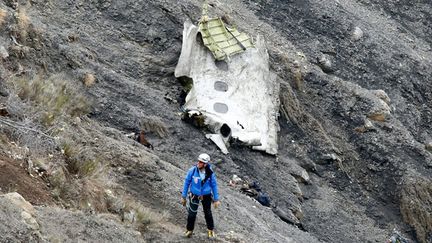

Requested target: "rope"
[{"left": 187, "top": 194, "right": 200, "bottom": 213}]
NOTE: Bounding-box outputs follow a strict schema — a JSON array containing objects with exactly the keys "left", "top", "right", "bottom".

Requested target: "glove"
[
  {"left": 213, "top": 200, "right": 220, "bottom": 209},
  {"left": 181, "top": 198, "right": 186, "bottom": 207}
]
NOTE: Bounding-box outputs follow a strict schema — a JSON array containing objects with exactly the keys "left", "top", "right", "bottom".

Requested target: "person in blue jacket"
[{"left": 181, "top": 153, "right": 220, "bottom": 238}]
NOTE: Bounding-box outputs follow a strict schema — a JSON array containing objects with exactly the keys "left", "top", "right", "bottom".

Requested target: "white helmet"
[{"left": 198, "top": 153, "right": 210, "bottom": 163}]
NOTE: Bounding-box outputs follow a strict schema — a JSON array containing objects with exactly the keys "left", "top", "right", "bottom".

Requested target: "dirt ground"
[{"left": 0, "top": 157, "right": 54, "bottom": 206}]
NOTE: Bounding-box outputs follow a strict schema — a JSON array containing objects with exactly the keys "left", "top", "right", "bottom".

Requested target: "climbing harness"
[{"left": 187, "top": 193, "right": 202, "bottom": 213}]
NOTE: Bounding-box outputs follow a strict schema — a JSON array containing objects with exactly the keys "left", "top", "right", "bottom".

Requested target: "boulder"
[
  {"left": 371, "top": 89, "right": 391, "bottom": 105},
  {"left": 272, "top": 206, "right": 300, "bottom": 225},
  {"left": 355, "top": 118, "right": 374, "bottom": 133},
  {"left": 0, "top": 192, "right": 41, "bottom": 242},
  {"left": 290, "top": 166, "right": 310, "bottom": 184},
  {"left": 317, "top": 54, "right": 334, "bottom": 73},
  {"left": 284, "top": 158, "right": 311, "bottom": 184},
  {"left": 0, "top": 192, "right": 144, "bottom": 242}
]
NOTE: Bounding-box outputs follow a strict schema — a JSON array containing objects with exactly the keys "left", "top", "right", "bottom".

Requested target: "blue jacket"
[{"left": 181, "top": 164, "right": 219, "bottom": 201}]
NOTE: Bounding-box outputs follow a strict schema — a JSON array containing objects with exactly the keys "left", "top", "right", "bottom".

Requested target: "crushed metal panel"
[
  {"left": 198, "top": 17, "right": 254, "bottom": 61},
  {"left": 206, "top": 134, "right": 229, "bottom": 154},
  {"left": 175, "top": 21, "right": 280, "bottom": 155}
]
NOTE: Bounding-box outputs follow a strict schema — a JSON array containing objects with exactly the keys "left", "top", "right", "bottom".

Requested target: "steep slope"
[{"left": 0, "top": 0, "right": 431, "bottom": 242}]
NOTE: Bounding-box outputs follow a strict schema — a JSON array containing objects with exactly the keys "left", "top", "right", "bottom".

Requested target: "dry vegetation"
[
  {"left": 53, "top": 119, "right": 165, "bottom": 229},
  {"left": 0, "top": 73, "right": 163, "bottom": 232},
  {"left": 272, "top": 50, "right": 304, "bottom": 92},
  {"left": 16, "top": 6, "right": 30, "bottom": 42},
  {"left": 4, "top": 4, "right": 43, "bottom": 54},
  {"left": 279, "top": 84, "right": 337, "bottom": 154},
  {"left": 400, "top": 177, "right": 432, "bottom": 243},
  {"left": 82, "top": 73, "right": 96, "bottom": 87},
  {"left": 11, "top": 74, "right": 90, "bottom": 126},
  {"left": 291, "top": 60, "right": 303, "bottom": 91},
  {"left": 108, "top": 193, "right": 166, "bottom": 230},
  {"left": 0, "top": 8, "right": 7, "bottom": 27}
]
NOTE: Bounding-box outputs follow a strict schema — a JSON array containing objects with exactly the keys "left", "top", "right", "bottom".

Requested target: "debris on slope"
[
  {"left": 198, "top": 16, "right": 254, "bottom": 61},
  {"left": 176, "top": 19, "right": 279, "bottom": 155},
  {"left": 1, "top": 0, "right": 432, "bottom": 242}
]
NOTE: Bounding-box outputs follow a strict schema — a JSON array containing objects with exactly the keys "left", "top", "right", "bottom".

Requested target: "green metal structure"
[{"left": 198, "top": 1, "right": 254, "bottom": 61}]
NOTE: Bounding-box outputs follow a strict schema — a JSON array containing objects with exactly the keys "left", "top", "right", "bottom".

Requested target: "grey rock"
[
  {"left": 317, "top": 54, "right": 334, "bottom": 73},
  {"left": 321, "top": 153, "right": 341, "bottom": 164},
  {"left": 36, "top": 206, "right": 144, "bottom": 242},
  {"left": 355, "top": 118, "right": 375, "bottom": 133},
  {"left": 0, "top": 46, "right": 8, "bottom": 59},
  {"left": 371, "top": 89, "right": 391, "bottom": 105},
  {"left": 281, "top": 158, "right": 311, "bottom": 184},
  {"left": 364, "top": 119, "right": 374, "bottom": 130},
  {"left": 285, "top": 174, "right": 303, "bottom": 197},
  {"left": 288, "top": 163, "right": 311, "bottom": 184},
  {"left": 426, "top": 142, "right": 432, "bottom": 152},
  {"left": 351, "top": 26, "right": 364, "bottom": 41},
  {"left": 0, "top": 193, "right": 143, "bottom": 242},
  {"left": 272, "top": 206, "right": 300, "bottom": 225},
  {"left": 0, "top": 193, "right": 41, "bottom": 242}
]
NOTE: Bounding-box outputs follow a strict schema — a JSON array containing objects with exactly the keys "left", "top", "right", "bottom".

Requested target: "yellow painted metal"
[{"left": 198, "top": 17, "right": 254, "bottom": 61}]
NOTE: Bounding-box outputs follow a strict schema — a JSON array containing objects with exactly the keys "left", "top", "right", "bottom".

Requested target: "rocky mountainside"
[
  {"left": 0, "top": 192, "right": 144, "bottom": 242},
  {"left": 0, "top": 0, "right": 431, "bottom": 242}
]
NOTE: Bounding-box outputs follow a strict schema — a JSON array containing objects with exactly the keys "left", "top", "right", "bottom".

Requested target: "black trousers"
[{"left": 186, "top": 194, "right": 214, "bottom": 231}]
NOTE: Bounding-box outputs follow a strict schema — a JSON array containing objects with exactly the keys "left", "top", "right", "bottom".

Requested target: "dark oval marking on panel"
[
  {"left": 214, "top": 103, "right": 228, "bottom": 113},
  {"left": 214, "top": 81, "right": 228, "bottom": 92}
]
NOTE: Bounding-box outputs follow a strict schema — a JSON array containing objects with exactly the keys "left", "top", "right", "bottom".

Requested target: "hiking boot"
[
  {"left": 208, "top": 230, "right": 215, "bottom": 238},
  {"left": 184, "top": 230, "right": 193, "bottom": 238}
]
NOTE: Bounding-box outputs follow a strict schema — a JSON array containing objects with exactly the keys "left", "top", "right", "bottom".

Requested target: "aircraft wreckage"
[{"left": 175, "top": 2, "right": 280, "bottom": 155}]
